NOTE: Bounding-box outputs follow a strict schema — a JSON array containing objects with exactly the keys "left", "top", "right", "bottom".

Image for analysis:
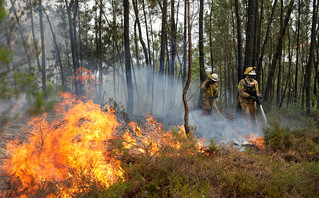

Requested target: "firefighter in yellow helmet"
[
  {"left": 201, "top": 73, "right": 219, "bottom": 115},
  {"left": 238, "top": 67, "right": 261, "bottom": 127}
]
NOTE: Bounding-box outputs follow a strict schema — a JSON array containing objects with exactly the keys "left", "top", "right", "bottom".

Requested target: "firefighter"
[
  {"left": 238, "top": 67, "right": 261, "bottom": 127},
  {"left": 201, "top": 73, "right": 219, "bottom": 115}
]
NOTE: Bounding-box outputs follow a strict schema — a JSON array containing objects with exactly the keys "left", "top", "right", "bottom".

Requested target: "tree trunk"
[
  {"left": 43, "top": 9, "right": 65, "bottom": 90},
  {"left": 124, "top": 0, "right": 133, "bottom": 115},
  {"left": 183, "top": 0, "right": 192, "bottom": 134},
  {"left": 65, "top": 0, "right": 78, "bottom": 95},
  {"left": 182, "top": 0, "right": 187, "bottom": 86},
  {"left": 10, "top": 0, "right": 32, "bottom": 73},
  {"left": 159, "top": 0, "right": 167, "bottom": 75},
  {"left": 170, "top": 0, "right": 177, "bottom": 106},
  {"left": 29, "top": 0, "right": 40, "bottom": 71},
  {"left": 294, "top": 0, "right": 301, "bottom": 104},
  {"left": 209, "top": 0, "right": 214, "bottom": 72},
  {"left": 142, "top": 0, "right": 153, "bottom": 96},
  {"left": 276, "top": 1, "right": 284, "bottom": 107},
  {"left": 39, "top": 0, "right": 47, "bottom": 97},
  {"left": 134, "top": 21, "right": 140, "bottom": 67},
  {"left": 198, "top": 0, "right": 205, "bottom": 108},
  {"left": 234, "top": 0, "right": 243, "bottom": 81},
  {"left": 263, "top": 0, "right": 294, "bottom": 102},
  {"left": 243, "top": 0, "right": 256, "bottom": 75},
  {"left": 257, "top": 0, "right": 277, "bottom": 83},
  {"left": 304, "top": 0, "right": 317, "bottom": 115}
]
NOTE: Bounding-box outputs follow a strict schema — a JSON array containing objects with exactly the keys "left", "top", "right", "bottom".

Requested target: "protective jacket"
[
  {"left": 238, "top": 77, "right": 259, "bottom": 126},
  {"left": 201, "top": 79, "right": 219, "bottom": 113}
]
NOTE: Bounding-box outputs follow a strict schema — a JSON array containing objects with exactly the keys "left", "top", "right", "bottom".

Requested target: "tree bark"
[
  {"left": 39, "top": 0, "right": 47, "bottom": 97},
  {"left": 183, "top": 0, "right": 192, "bottom": 134},
  {"left": 159, "top": 0, "right": 167, "bottom": 75},
  {"left": 294, "top": 0, "right": 301, "bottom": 104},
  {"left": 182, "top": 0, "right": 187, "bottom": 86},
  {"left": 65, "top": 0, "right": 78, "bottom": 95},
  {"left": 234, "top": 0, "right": 243, "bottom": 81},
  {"left": 29, "top": 0, "right": 40, "bottom": 71},
  {"left": 170, "top": 0, "right": 177, "bottom": 106},
  {"left": 243, "top": 0, "right": 256, "bottom": 75},
  {"left": 304, "top": 0, "right": 317, "bottom": 115},
  {"left": 198, "top": 0, "right": 205, "bottom": 108},
  {"left": 124, "top": 0, "right": 133, "bottom": 115}
]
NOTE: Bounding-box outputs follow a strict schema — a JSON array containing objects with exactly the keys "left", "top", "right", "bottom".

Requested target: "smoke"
[{"left": 98, "top": 66, "right": 265, "bottom": 144}]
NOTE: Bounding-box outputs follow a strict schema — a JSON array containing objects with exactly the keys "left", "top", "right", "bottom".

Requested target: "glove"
[
  {"left": 250, "top": 95, "right": 258, "bottom": 102},
  {"left": 256, "top": 96, "right": 262, "bottom": 106}
]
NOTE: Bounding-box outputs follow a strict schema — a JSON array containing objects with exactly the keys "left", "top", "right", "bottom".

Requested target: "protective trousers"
[{"left": 240, "top": 100, "right": 257, "bottom": 128}]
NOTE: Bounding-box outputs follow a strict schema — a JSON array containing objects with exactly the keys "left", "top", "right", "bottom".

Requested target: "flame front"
[
  {"left": 248, "top": 134, "right": 265, "bottom": 150},
  {"left": 4, "top": 93, "right": 206, "bottom": 197},
  {"left": 4, "top": 93, "right": 123, "bottom": 197}
]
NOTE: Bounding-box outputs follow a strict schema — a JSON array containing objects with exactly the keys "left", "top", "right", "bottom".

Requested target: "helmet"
[
  {"left": 244, "top": 67, "right": 256, "bottom": 75},
  {"left": 210, "top": 73, "right": 218, "bottom": 82}
]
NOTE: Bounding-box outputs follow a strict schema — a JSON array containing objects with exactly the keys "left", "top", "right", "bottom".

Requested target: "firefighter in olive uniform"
[
  {"left": 201, "top": 73, "right": 219, "bottom": 115},
  {"left": 238, "top": 67, "right": 261, "bottom": 127}
]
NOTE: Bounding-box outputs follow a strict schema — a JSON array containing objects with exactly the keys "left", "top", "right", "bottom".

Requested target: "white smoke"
[{"left": 98, "top": 66, "right": 266, "bottom": 145}]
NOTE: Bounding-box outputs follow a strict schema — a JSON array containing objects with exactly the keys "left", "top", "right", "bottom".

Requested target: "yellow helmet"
[{"left": 244, "top": 67, "right": 256, "bottom": 75}]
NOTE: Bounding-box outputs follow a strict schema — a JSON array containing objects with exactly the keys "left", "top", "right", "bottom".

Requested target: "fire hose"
[{"left": 213, "top": 100, "right": 233, "bottom": 120}]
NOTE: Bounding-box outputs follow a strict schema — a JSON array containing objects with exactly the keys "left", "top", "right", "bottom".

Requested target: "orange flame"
[
  {"left": 4, "top": 93, "right": 123, "bottom": 197},
  {"left": 4, "top": 93, "right": 206, "bottom": 197},
  {"left": 248, "top": 134, "right": 265, "bottom": 150},
  {"left": 123, "top": 117, "right": 205, "bottom": 156}
]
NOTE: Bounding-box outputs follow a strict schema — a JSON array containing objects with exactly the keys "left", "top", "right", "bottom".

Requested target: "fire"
[
  {"left": 248, "top": 133, "right": 265, "bottom": 150},
  {"left": 123, "top": 116, "right": 205, "bottom": 156},
  {"left": 3, "top": 92, "right": 206, "bottom": 197},
  {"left": 4, "top": 93, "right": 123, "bottom": 197}
]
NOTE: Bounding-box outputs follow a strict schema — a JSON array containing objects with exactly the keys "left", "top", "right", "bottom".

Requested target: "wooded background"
[{"left": 0, "top": 0, "right": 318, "bottom": 117}]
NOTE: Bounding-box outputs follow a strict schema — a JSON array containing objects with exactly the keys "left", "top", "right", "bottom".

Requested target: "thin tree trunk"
[
  {"left": 43, "top": 9, "right": 65, "bottom": 90},
  {"left": 294, "top": 0, "right": 301, "bottom": 104},
  {"left": 234, "top": 0, "right": 243, "bottom": 81},
  {"left": 209, "top": 0, "right": 214, "bottom": 72},
  {"left": 10, "top": 0, "right": 32, "bottom": 73},
  {"left": 304, "top": 0, "right": 317, "bottom": 115},
  {"left": 29, "top": 0, "right": 40, "bottom": 71},
  {"left": 257, "top": 0, "right": 277, "bottom": 83},
  {"left": 124, "top": 0, "right": 133, "bottom": 115},
  {"left": 264, "top": 0, "right": 294, "bottom": 102},
  {"left": 65, "top": 0, "right": 78, "bottom": 94},
  {"left": 276, "top": 1, "right": 284, "bottom": 107},
  {"left": 159, "top": 0, "right": 167, "bottom": 75},
  {"left": 183, "top": 0, "right": 192, "bottom": 134},
  {"left": 182, "top": 0, "right": 187, "bottom": 86},
  {"left": 170, "top": 0, "right": 177, "bottom": 107},
  {"left": 134, "top": 21, "right": 140, "bottom": 67},
  {"left": 142, "top": 0, "right": 152, "bottom": 96},
  {"left": 39, "top": 0, "right": 47, "bottom": 97},
  {"left": 132, "top": 0, "right": 149, "bottom": 67},
  {"left": 198, "top": 0, "right": 205, "bottom": 108}
]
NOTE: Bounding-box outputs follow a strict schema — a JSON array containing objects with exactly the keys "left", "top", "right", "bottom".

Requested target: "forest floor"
[{"left": 1, "top": 107, "right": 318, "bottom": 197}]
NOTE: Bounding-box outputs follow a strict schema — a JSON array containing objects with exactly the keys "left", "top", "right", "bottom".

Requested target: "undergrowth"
[{"left": 13, "top": 109, "right": 319, "bottom": 197}]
